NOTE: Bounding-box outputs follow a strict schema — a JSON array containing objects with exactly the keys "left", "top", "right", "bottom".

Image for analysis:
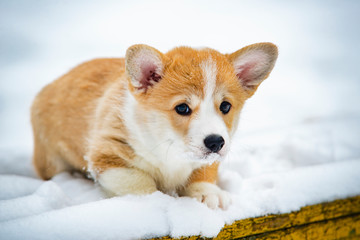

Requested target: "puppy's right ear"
[
  {"left": 227, "top": 42, "right": 278, "bottom": 97},
  {"left": 125, "top": 44, "right": 165, "bottom": 93}
]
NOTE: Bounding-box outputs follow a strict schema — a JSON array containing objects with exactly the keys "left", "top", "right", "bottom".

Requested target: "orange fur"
[
  {"left": 188, "top": 162, "right": 220, "bottom": 184},
  {"left": 31, "top": 58, "right": 126, "bottom": 179}
]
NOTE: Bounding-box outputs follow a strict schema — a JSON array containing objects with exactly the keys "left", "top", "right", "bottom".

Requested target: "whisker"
[
  {"left": 144, "top": 138, "right": 175, "bottom": 155},
  {"left": 165, "top": 140, "right": 175, "bottom": 162}
]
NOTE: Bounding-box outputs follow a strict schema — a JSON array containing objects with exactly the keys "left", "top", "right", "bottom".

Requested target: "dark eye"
[
  {"left": 175, "top": 103, "right": 192, "bottom": 116},
  {"left": 220, "top": 101, "right": 231, "bottom": 114}
]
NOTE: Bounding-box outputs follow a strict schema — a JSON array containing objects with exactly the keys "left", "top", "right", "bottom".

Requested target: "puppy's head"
[{"left": 125, "top": 43, "right": 277, "bottom": 164}]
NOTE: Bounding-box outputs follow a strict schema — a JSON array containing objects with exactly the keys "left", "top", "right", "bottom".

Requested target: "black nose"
[{"left": 204, "top": 134, "right": 225, "bottom": 153}]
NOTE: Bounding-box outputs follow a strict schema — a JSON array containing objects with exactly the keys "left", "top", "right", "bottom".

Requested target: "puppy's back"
[{"left": 31, "top": 58, "right": 125, "bottom": 179}]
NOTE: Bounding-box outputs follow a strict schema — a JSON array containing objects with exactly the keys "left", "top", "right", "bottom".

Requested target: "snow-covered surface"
[{"left": 1, "top": 1, "right": 360, "bottom": 239}]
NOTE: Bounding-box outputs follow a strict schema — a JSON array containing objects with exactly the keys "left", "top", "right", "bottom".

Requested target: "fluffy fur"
[{"left": 31, "top": 43, "right": 278, "bottom": 209}]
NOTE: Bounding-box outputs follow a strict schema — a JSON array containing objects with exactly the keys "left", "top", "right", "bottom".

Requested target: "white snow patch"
[{"left": 0, "top": 159, "right": 359, "bottom": 239}]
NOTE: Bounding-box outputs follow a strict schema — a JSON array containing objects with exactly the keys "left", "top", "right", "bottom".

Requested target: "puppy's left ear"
[
  {"left": 125, "top": 44, "right": 166, "bottom": 93},
  {"left": 227, "top": 42, "right": 278, "bottom": 95}
]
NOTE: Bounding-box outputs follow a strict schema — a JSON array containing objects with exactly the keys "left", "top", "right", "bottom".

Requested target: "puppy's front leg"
[
  {"left": 98, "top": 167, "right": 157, "bottom": 196},
  {"left": 89, "top": 138, "right": 157, "bottom": 196},
  {"left": 179, "top": 162, "right": 232, "bottom": 209}
]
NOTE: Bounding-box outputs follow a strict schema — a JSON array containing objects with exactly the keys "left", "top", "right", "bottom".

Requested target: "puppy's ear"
[
  {"left": 228, "top": 43, "right": 278, "bottom": 95},
  {"left": 125, "top": 44, "right": 165, "bottom": 92}
]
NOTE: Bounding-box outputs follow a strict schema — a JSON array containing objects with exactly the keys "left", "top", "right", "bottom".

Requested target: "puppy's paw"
[
  {"left": 98, "top": 167, "right": 157, "bottom": 196},
  {"left": 181, "top": 182, "right": 232, "bottom": 210}
]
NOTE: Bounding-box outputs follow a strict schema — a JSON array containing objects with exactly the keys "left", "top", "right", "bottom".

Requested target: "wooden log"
[{"left": 152, "top": 195, "right": 360, "bottom": 240}]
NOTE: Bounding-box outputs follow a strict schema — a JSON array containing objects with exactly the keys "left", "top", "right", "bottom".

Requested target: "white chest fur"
[{"left": 121, "top": 91, "right": 203, "bottom": 193}]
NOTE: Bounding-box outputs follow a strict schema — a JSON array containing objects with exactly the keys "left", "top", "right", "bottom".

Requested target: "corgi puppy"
[{"left": 31, "top": 43, "right": 278, "bottom": 209}]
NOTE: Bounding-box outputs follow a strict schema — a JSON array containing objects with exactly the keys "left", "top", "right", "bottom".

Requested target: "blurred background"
[{"left": 1, "top": 0, "right": 359, "bottom": 171}]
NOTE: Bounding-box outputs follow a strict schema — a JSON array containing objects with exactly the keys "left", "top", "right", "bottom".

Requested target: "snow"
[
  {"left": 1, "top": 0, "right": 360, "bottom": 239},
  {"left": 1, "top": 159, "right": 359, "bottom": 239}
]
